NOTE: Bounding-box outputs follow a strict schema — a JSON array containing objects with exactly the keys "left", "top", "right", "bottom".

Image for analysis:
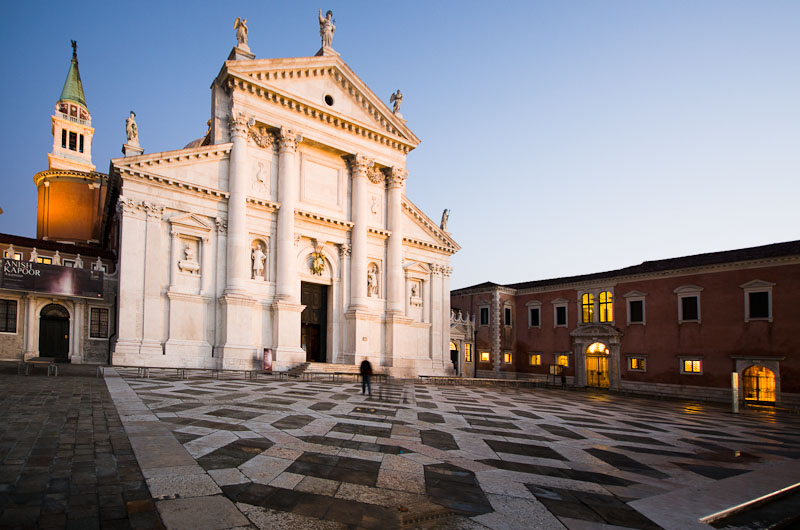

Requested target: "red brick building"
[{"left": 451, "top": 241, "right": 800, "bottom": 406}]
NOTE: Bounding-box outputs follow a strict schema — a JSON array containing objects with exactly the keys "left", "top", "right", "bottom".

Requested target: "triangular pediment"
[
  {"left": 403, "top": 261, "right": 431, "bottom": 275},
  {"left": 168, "top": 213, "right": 212, "bottom": 232},
  {"left": 224, "top": 55, "right": 419, "bottom": 149},
  {"left": 401, "top": 198, "right": 460, "bottom": 255}
]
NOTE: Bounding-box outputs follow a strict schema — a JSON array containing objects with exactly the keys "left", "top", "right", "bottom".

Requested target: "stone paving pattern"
[
  {"left": 0, "top": 364, "right": 164, "bottom": 530},
  {"left": 111, "top": 369, "right": 800, "bottom": 529}
]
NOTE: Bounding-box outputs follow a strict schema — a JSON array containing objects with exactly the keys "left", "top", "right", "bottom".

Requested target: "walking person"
[{"left": 360, "top": 359, "right": 373, "bottom": 397}]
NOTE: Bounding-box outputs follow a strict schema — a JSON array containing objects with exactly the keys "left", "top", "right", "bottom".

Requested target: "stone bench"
[{"left": 18, "top": 357, "right": 58, "bottom": 376}]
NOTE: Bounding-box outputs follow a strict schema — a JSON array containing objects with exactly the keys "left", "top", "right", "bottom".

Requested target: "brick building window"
[
  {"left": 503, "top": 352, "right": 512, "bottom": 364},
  {"left": 581, "top": 293, "right": 594, "bottom": 323},
  {"left": 555, "top": 354, "right": 569, "bottom": 367},
  {"left": 529, "top": 353, "right": 541, "bottom": 366},
  {"left": 553, "top": 299, "right": 568, "bottom": 327},
  {"left": 675, "top": 285, "right": 703, "bottom": 323},
  {"left": 464, "top": 343, "right": 472, "bottom": 362},
  {"left": 598, "top": 291, "right": 613, "bottom": 323},
  {"left": 628, "top": 356, "right": 646, "bottom": 371},
  {"left": 0, "top": 300, "right": 18, "bottom": 333},
  {"left": 741, "top": 280, "right": 774, "bottom": 322},
  {"left": 479, "top": 351, "right": 490, "bottom": 362},
  {"left": 479, "top": 306, "right": 489, "bottom": 326},
  {"left": 529, "top": 307, "right": 540, "bottom": 327},
  {"left": 680, "top": 358, "right": 703, "bottom": 374},
  {"left": 504, "top": 307, "right": 512, "bottom": 326}
]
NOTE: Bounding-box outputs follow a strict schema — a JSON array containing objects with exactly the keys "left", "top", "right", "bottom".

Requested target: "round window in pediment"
[{"left": 324, "top": 94, "right": 334, "bottom": 106}]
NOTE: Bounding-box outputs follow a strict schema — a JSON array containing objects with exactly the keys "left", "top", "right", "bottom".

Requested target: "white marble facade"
[{"left": 111, "top": 43, "right": 459, "bottom": 376}]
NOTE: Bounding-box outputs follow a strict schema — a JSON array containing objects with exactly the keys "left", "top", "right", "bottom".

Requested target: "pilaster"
[
  {"left": 225, "top": 112, "right": 250, "bottom": 294},
  {"left": 385, "top": 167, "right": 407, "bottom": 314},
  {"left": 23, "top": 294, "right": 37, "bottom": 359},
  {"left": 113, "top": 197, "right": 146, "bottom": 360},
  {"left": 346, "top": 153, "right": 371, "bottom": 310},
  {"left": 275, "top": 127, "right": 301, "bottom": 302},
  {"left": 140, "top": 202, "right": 165, "bottom": 356},
  {"left": 429, "top": 264, "right": 443, "bottom": 362}
]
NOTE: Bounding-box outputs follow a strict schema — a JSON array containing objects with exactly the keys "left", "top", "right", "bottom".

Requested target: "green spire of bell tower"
[{"left": 59, "top": 40, "right": 87, "bottom": 108}]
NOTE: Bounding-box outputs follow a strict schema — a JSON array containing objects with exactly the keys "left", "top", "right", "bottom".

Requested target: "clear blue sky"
[{"left": 1, "top": 1, "right": 798, "bottom": 289}]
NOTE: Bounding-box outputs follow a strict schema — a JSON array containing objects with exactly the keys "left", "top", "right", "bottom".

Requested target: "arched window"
[
  {"left": 586, "top": 342, "right": 608, "bottom": 355},
  {"left": 581, "top": 293, "right": 594, "bottom": 323},
  {"left": 599, "top": 291, "right": 613, "bottom": 323}
]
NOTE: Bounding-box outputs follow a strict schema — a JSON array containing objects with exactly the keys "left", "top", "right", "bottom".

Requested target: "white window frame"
[
  {"left": 552, "top": 298, "right": 568, "bottom": 328},
  {"left": 526, "top": 300, "right": 542, "bottom": 328},
  {"left": 479, "top": 305, "right": 490, "bottom": 327},
  {"left": 679, "top": 356, "right": 704, "bottom": 375},
  {"left": 627, "top": 355, "right": 647, "bottom": 372},
  {"left": 479, "top": 350, "right": 491, "bottom": 363},
  {"left": 740, "top": 280, "right": 774, "bottom": 323},
  {"left": 503, "top": 305, "right": 513, "bottom": 327},
  {"left": 624, "top": 290, "right": 647, "bottom": 325},
  {"left": 674, "top": 285, "right": 703, "bottom": 323}
]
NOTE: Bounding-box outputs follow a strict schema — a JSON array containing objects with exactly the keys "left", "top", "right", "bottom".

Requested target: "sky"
[{"left": 1, "top": 1, "right": 798, "bottom": 290}]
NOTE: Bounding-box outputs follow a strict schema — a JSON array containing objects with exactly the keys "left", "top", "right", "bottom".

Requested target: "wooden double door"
[
  {"left": 586, "top": 355, "right": 610, "bottom": 388},
  {"left": 39, "top": 304, "right": 70, "bottom": 361},
  {"left": 301, "top": 282, "right": 328, "bottom": 363}
]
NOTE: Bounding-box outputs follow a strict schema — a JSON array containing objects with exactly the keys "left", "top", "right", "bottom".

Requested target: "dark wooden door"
[
  {"left": 301, "top": 282, "right": 327, "bottom": 362},
  {"left": 39, "top": 305, "right": 70, "bottom": 361}
]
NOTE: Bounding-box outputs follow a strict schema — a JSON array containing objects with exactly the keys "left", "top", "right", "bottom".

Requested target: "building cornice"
[
  {"left": 401, "top": 198, "right": 460, "bottom": 253},
  {"left": 34, "top": 169, "right": 107, "bottom": 187},
  {"left": 118, "top": 167, "right": 228, "bottom": 200},
  {"left": 295, "top": 209, "right": 353, "bottom": 230}
]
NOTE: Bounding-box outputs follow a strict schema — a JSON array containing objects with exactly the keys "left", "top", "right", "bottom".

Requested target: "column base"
[
  {"left": 272, "top": 300, "right": 305, "bottom": 369},
  {"left": 384, "top": 313, "right": 414, "bottom": 368}
]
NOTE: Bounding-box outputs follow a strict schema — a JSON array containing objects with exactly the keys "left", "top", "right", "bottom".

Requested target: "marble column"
[
  {"left": 385, "top": 167, "right": 407, "bottom": 314},
  {"left": 429, "top": 265, "right": 442, "bottom": 362},
  {"left": 23, "top": 294, "right": 37, "bottom": 359},
  {"left": 140, "top": 203, "right": 164, "bottom": 355},
  {"left": 347, "top": 154, "right": 371, "bottom": 310},
  {"left": 441, "top": 266, "right": 452, "bottom": 369},
  {"left": 200, "top": 236, "right": 212, "bottom": 296},
  {"left": 112, "top": 197, "right": 146, "bottom": 362},
  {"left": 338, "top": 244, "right": 351, "bottom": 363},
  {"left": 225, "top": 113, "right": 250, "bottom": 294},
  {"left": 275, "top": 127, "right": 301, "bottom": 302},
  {"left": 271, "top": 127, "right": 305, "bottom": 370}
]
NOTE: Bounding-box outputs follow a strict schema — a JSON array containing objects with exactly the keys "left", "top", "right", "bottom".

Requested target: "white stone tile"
[
  {"left": 184, "top": 430, "right": 240, "bottom": 459},
  {"left": 208, "top": 468, "right": 249, "bottom": 486},
  {"left": 238, "top": 454, "right": 293, "bottom": 485},
  {"left": 236, "top": 503, "right": 343, "bottom": 530},
  {"left": 471, "top": 493, "right": 565, "bottom": 530},
  {"left": 268, "top": 471, "right": 305, "bottom": 490},
  {"left": 146, "top": 473, "right": 221, "bottom": 499}
]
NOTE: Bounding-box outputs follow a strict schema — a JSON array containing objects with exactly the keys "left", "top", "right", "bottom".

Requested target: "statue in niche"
[
  {"left": 440, "top": 208, "right": 450, "bottom": 231},
  {"left": 234, "top": 17, "right": 249, "bottom": 47},
  {"left": 318, "top": 9, "right": 335, "bottom": 48},
  {"left": 367, "top": 264, "right": 379, "bottom": 297},
  {"left": 390, "top": 89, "right": 403, "bottom": 114},
  {"left": 411, "top": 283, "right": 418, "bottom": 298},
  {"left": 126, "top": 111, "right": 139, "bottom": 146},
  {"left": 52, "top": 251, "right": 62, "bottom": 266},
  {"left": 255, "top": 161, "right": 267, "bottom": 188},
  {"left": 252, "top": 244, "right": 266, "bottom": 279},
  {"left": 179, "top": 242, "right": 200, "bottom": 274},
  {"left": 370, "top": 196, "right": 378, "bottom": 214}
]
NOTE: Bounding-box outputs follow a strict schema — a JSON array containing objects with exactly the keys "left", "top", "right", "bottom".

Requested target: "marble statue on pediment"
[
  {"left": 126, "top": 111, "right": 139, "bottom": 147},
  {"left": 234, "top": 17, "right": 249, "bottom": 48},
  {"left": 319, "top": 9, "right": 335, "bottom": 49},
  {"left": 390, "top": 90, "right": 403, "bottom": 114},
  {"left": 440, "top": 209, "right": 450, "bottom": 231}
]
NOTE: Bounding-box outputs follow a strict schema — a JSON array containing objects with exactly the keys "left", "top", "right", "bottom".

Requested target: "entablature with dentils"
[{"left": 219, "top": 55, "right": 419, "bottom": 154}]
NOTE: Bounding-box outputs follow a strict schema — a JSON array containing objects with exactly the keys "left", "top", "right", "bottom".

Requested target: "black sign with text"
[{"left": 0, "top": 259, "right": 104, "bottom": 299}]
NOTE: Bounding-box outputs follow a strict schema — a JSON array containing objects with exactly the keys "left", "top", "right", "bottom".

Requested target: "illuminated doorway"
[
  {"left": 585, "top": 342, "right": 609, "bottom": 388},
  {"left": 449, "top": 341, "right": 459, "bottom": 375},
  {"left": 39, "top": 304, "right": 70, "bottom": 361},
  {"left": 743, "top": 365, "right": 776, "bottom": 403}
]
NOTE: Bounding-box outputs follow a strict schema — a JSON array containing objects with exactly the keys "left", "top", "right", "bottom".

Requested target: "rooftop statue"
[
  {"left": 126, "top": 111, "right": 139, "bottom": 146},
  {"left": 234, "top": 17, "right": 248, "bottom": 48},
  {"left": 318, "top": 9, "right": 335, "bottom": 49},
  {"left": 390, "top": 89, "right": 403, "bottom": 114},
  {"left": 440, "top": 209, "right": 450, "bottom": 231}
]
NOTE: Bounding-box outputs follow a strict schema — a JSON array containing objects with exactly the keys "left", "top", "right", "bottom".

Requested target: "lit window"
[
  {"left": 464, "top": 343, "right": 472, "bottom": 362},
  {"left": 37, "top": 257, "right": 52, "bottom": 264},
  {"left": 479, "top": 351, "right": 490, "bottom": 362},
  {"left": 0, "top": 300, "right": 18, "bottom": 333},
  {"left": 529, "top": 353, "right": 541, "bottom": 366},
  {"left": 586, "top": 342, "right": 608, "bottom": 354},
  {"left": 503, "top": 352, "right": 512, "bottom": 364},
  {"left": 556, "top": 354, "right": 569, "bottom": 367},
  {"left": 504, "top": 307, "right": 512, "bottom": 326},
  {"left": 681, "top": 359, "right": 702, "bottom": 374},
  {"left": 90, "top": 308, "right": 109, "bottom": 338},
  {"left": 479, "top": 307, "right": 489, "bottom": 326},
  {"left": 599, "top": 291, "right": 613, "bottom": 323},
  {"left": 3, "top": 250, "right": 22, "bottom": 260},
  {"left": 581, "top": 293, "right": 594, "bottom": 323},
  {"left": 675, "top": 285, "right": 702, "bottom": 323},
  {"left": 628, "top": 357, "right": 646, "bottom": 371}
]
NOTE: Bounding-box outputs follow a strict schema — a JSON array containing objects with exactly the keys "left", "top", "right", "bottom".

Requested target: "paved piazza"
[{"left": 100, "top": 369, "right": 800, "bottom": 530}]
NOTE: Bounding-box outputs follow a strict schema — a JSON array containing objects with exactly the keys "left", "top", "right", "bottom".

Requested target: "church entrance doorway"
[
  {"left": 585, "top": 342, "right": 609, "bottom": 388},
  {"left": 743, "top": 365, "right": 776, "bottom": 403},
  {"left": 301, "top": 282, "right": 328, "bottom": 363},
  {"left": 39, "top": 304, "right": 70, "bottom": 361}
]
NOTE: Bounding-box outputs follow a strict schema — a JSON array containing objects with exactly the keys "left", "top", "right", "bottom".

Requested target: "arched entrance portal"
[
  {"left": 743, "top": 365, "right": 776, "bottom": 403},
  {"left": 585, "top": 342, "right": 609, "bottom": 388},
  {"left": 39, "top": 304, "right": 70, "bottom": 361}
]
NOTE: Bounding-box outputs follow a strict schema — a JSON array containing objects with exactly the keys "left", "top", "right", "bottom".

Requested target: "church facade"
[{"left": 109, "top": 25, "right": 459, "bottom": 376}]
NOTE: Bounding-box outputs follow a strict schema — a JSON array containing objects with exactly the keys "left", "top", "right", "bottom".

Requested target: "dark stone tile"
[
  {"left": 418, "top": 412, "right": 445, "bottom": 423},
  {"left": 309, "top": 402, "right": 337, "bottom": 411},
  {"left": 271, "top": 415, "right": 316, "bottom": 430},
  {"left": 538, "top": 424, "right": 585, "bottom": 440},
  {"left": 510, "top": 410, "right": 542, "bottom": 420},
  {"left": 205, "top": 408, "right": 263, "bottom": 421},
  {"left": 594, "top": 432, "right": 671, "bottom": 446},
  {"left": 196, "top": 437, "right": 274, "bottom": 470},
  {"left": 330, "top": 422, "right": 392, "bottom": 438},
  {"left": 466, "top": 418, "right": 519, "bottom": 430},
  {"left": 420, "top": 430, "right": 459, "bottom": 451},
  {"left": 485, "top": 439, "right": 565, "bottom": 461},
  {"left": 585, "top": 448, "right": 671, "bottom": 479},
  {"left": 674, "top": 463, "right": 750, "bottom": 480}
]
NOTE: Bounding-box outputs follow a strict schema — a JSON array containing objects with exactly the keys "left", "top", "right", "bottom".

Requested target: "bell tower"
[{"left": 35, "top": 41, "right": 106, "bottom": 243}]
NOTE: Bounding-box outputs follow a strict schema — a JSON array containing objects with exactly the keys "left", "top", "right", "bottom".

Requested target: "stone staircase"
[
  {"left": 284, "top": 362, "right": 309, "bottom": 378},
  {"left": 305, "top": 362, "right": 362, "bottom": 375}
]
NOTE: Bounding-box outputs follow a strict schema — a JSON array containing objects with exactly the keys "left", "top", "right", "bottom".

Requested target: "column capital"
[
  {"left": 215, "top": 217, "right": 228, "bottom": 233},
  {"left": 279, "top": 127, "right": 302, "bottom": 153},
  {"left": 385, "top": 166, "right": 408, "bottom": 188},
  {"left": 338, "top": 243, "right": 351, "bottom": 257},
  {"left": 144, "top": 202, "right": 164, "bottom": 221},
  {"left": 228, "top": 112, "right": 249, "bottom": 139},
  {"left": 345, "top": 153, "right": 373, "bottom": 178}
]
